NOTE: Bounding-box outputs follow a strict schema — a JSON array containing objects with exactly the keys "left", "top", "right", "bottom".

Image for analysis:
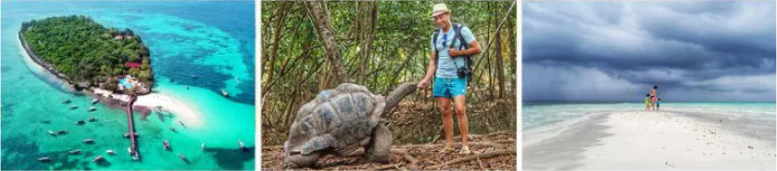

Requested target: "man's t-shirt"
[{"left": 430, "top": 24, "right": 476, "bottom": 78}]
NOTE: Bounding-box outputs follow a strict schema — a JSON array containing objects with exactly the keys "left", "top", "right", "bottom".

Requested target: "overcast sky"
[{"left": 523, "top": 1, "right": 776, "bottom": 102}]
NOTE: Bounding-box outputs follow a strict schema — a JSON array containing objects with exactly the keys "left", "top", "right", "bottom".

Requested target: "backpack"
[{"left": 432, "top": 23, "right": 473, "bottom": 84}]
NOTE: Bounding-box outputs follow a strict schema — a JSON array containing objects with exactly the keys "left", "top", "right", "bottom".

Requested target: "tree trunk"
[
  {"left": 305, "top": 1, "right": 349, "bottom": 84},
  {"left": 357, "top": 2, "right": 378, "bottom": 85},
  {"left": 266, "top": 2, "right": 289, "bottom": 83},
  {"left": 508, "top": 6, "right": 516, "bottom": 95},
  {"left": 495, "top": 2, "right": 505, "bottom": 99}
]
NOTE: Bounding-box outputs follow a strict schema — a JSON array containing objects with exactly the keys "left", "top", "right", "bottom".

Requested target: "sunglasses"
[
  {"left": 442, "top": 33, "right": 447, "bottom": 47},
  {"left": 433, "top": 13, "right": 448, "bottom": 21}
]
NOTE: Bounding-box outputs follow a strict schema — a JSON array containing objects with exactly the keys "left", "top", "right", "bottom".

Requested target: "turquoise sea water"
[
  {"left": 523, "top": 102, "right": 776, "bottom": 145},
  {"left": 1, "top": 1, "right": 255, "bottom": 170}
]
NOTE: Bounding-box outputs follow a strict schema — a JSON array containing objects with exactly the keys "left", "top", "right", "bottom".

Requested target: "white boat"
[
  {"left": 38, "top": 157, "right": 51, "bottom": 162},
  {"left": 88, "top": 107, "right": 97, "bottom": 112},
  {"left": 83, "top": 139, "right": 94, "bottom": 144},
  {"left": 221, "top": 89, "right": 229, "bottom": 97},
  {"left": 69, "top": 105, "right": 78, "bottom": 110},
  {"left": 91, "top": 98, "right": 99, "bottom": 104},
  {"left": 106, "top": 150, "right": 116, "bottom": 155},
  {"left": 92, "top": 155, "right": 104, "bottom": 163}
]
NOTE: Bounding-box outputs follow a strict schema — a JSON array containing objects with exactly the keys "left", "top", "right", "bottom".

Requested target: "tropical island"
[{"left": 20, "top": 15, "right": 153, "bottom": 95}]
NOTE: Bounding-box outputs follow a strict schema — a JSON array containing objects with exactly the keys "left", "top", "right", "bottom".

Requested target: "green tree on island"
[{"left": 20, "top": 15, "right": 153, "bottom": 93}]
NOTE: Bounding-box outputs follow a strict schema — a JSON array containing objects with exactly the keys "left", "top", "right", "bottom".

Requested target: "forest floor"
[
  {"left": 262, "top": 94, "right": 517, "bottom": 170},
  {"left": 261, "top": 131, "right": 516, "bottom": 170}
]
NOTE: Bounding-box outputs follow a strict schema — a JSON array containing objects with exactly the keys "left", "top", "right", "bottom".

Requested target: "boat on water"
[
  {"left": 92, "top": 155, "right": 104, "bottom": 163},
  {"left": 91, "top": 98, "right": 99, "bottom": 104},
  {"left": 38, "top": 157, "right": 51, "bottom": 162},
  {"left": 82, "top": 139, "right": 94, "bottom": 144},
  {"left": 163, "top": 140, "right": 171, "bottom": 150},
  {"left": 239, "top": 139, "right": 247, "bottom": 152},
  {"left": 106, "top": 150, "right": 116, "bottom": 155},
  {"left": 62, "top": 99, "right": 71, "bottom": 104},
  {"left": 75, "top": 120, "right": 85, "bottom": 125},
  {"left": 56, "top": 130, "right": 68, "bottom": 135},
  {"left": 69, "top": 149, "right": 81, "bottom": 154},
  {"left": 221, "top": 89, "right": 230, "bottom": 97},
  {"left": 69, "top": 105, "right": 78, "bottom": 110},
  {"left": 47, "top": 130, "right": 57, "bottom": 136},
  {"left": 128, "top": 147, "right": 140, "bottom": 161},
  {"left": 88, "top": 107, "right": 97, "bottom": 112},
  {"left": 178, "top": 153, "right": 189, "bottom": 162},
  {"left": 88, "top": 118, "right": 97, "bottom": 122}
]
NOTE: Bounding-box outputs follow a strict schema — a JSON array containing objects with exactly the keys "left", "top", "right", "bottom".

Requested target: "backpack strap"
[
  {"left": 452, "top": 23, "right": 473, "bottom": 85},
  {"left": 432, "top": 28, "right": 440, "bottom": 74}
]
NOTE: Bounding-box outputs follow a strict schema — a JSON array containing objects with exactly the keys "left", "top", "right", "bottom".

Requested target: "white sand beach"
[
  {"left": 524, "top": 110, "right": 776, "bottom": 170},
  {"left": 134, "top": 93, "right": 205, "bottom": 127}
]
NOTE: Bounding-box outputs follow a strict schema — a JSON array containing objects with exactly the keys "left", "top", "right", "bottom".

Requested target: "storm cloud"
[{"left": 523, "top": 1, "right": 776, "bottom": 102}]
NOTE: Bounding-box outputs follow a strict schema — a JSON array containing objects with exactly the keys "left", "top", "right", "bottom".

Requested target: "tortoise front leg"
[{"left": 365, "top": 123, "right": 392, "bottom": 163}]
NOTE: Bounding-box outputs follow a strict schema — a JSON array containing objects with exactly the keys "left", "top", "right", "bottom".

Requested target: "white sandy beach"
[
  {"left": 578, "top": 111, "right": 775, "bottom": 170},
  {"left": 134, "top": 93, "right": 205, "bottom": 127},
  {"left": 525, "top": 110, "right": 776, "bottom": 170}
]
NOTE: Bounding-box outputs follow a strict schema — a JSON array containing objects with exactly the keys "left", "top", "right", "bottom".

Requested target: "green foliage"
[
  {"left": 21, "top": 15, "right": 153, "bottom": 87},
  {"left": 261, "top": 1, "right": 518, "bottom": 144}
]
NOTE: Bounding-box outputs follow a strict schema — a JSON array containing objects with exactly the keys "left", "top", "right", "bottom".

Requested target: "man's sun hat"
[{"left": 432, "top": 3, "right": 450, "bottom": 17}]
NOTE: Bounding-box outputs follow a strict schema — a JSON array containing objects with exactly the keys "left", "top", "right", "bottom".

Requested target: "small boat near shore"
[
  {"left": 221, "top": 89, "right": 229, "bottom": 97},
  {"left": 91, "top": 98, "right": 99, "bottom": 104},
  {"left": 47, "top": 130, "right": 57, "bottom": 136},
  {"left": 239, "top": 139, "right": 247, "bottom": 152},
  {"left": 88, "top": 107, "right": 97, "bottom": 112},
  {"left": 83, "top": 139, "right": 94, "bottom": 144},
  {"left": 75, "top": 120, "right": 85, "bottom": 125},
  {"left": 163, "top": 140, "right": 171, "bottom": 150},
  {"left": 38, "top": 157, "right": 51, "bottom": 162},
  {"left": 56, "top": 130, "right": 68, "bottom": 135},
  {"left": 69, "top": 105, "right": 78, "bottom": 110},
  {"left": 69, "top": 149, "right": 81, "bottom": 154},
  {"left": 62, "top": 99, "right": 71, "bottom": 104},
  {"left": 92, "top": 155, "right": 104, "bottom": 163},
  {"left": 106, "top": 150, "right": 116, "bottom": 155},
  {"left": 129, "top": 147, "right": 140, "bottom": 161},
  {"left": 178, "top": 153, "right": 189, "bottom": 163}
]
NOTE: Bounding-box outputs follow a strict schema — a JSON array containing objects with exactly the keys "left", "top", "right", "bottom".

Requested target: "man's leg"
[
  {"left": 453, "top": 95, "right": 469, "bottom": 153},
  {"left": 437, "top": 97, "right": 454, "bottom": 150}
]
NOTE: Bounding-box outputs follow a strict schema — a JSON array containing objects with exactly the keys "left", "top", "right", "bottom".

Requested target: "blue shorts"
[{"left": 433, "top": 77, "right": 467, "bottom": 98}]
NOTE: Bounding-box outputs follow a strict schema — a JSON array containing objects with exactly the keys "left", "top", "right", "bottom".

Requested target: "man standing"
[{"left": 418, "top": 3, "right": 481, "bottom": 154}]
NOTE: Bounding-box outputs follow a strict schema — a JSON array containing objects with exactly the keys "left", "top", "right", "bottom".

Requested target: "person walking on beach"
[
  {"left": 645, "top": 94, "right": 651, "bottom": 111},
  {"left": 418, "top": 3, "right": 482, "bottom": 154},
  {"left": 651, "top": 85, "right": 658, "bottom": 111},
  {"left": 657, "top": 98, "right": 662, "bottom": 111}
]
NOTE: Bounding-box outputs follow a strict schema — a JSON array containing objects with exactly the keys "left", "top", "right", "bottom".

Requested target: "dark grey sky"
[{"left": 523, "top": 1, "right": 776, "bottom": 102}]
